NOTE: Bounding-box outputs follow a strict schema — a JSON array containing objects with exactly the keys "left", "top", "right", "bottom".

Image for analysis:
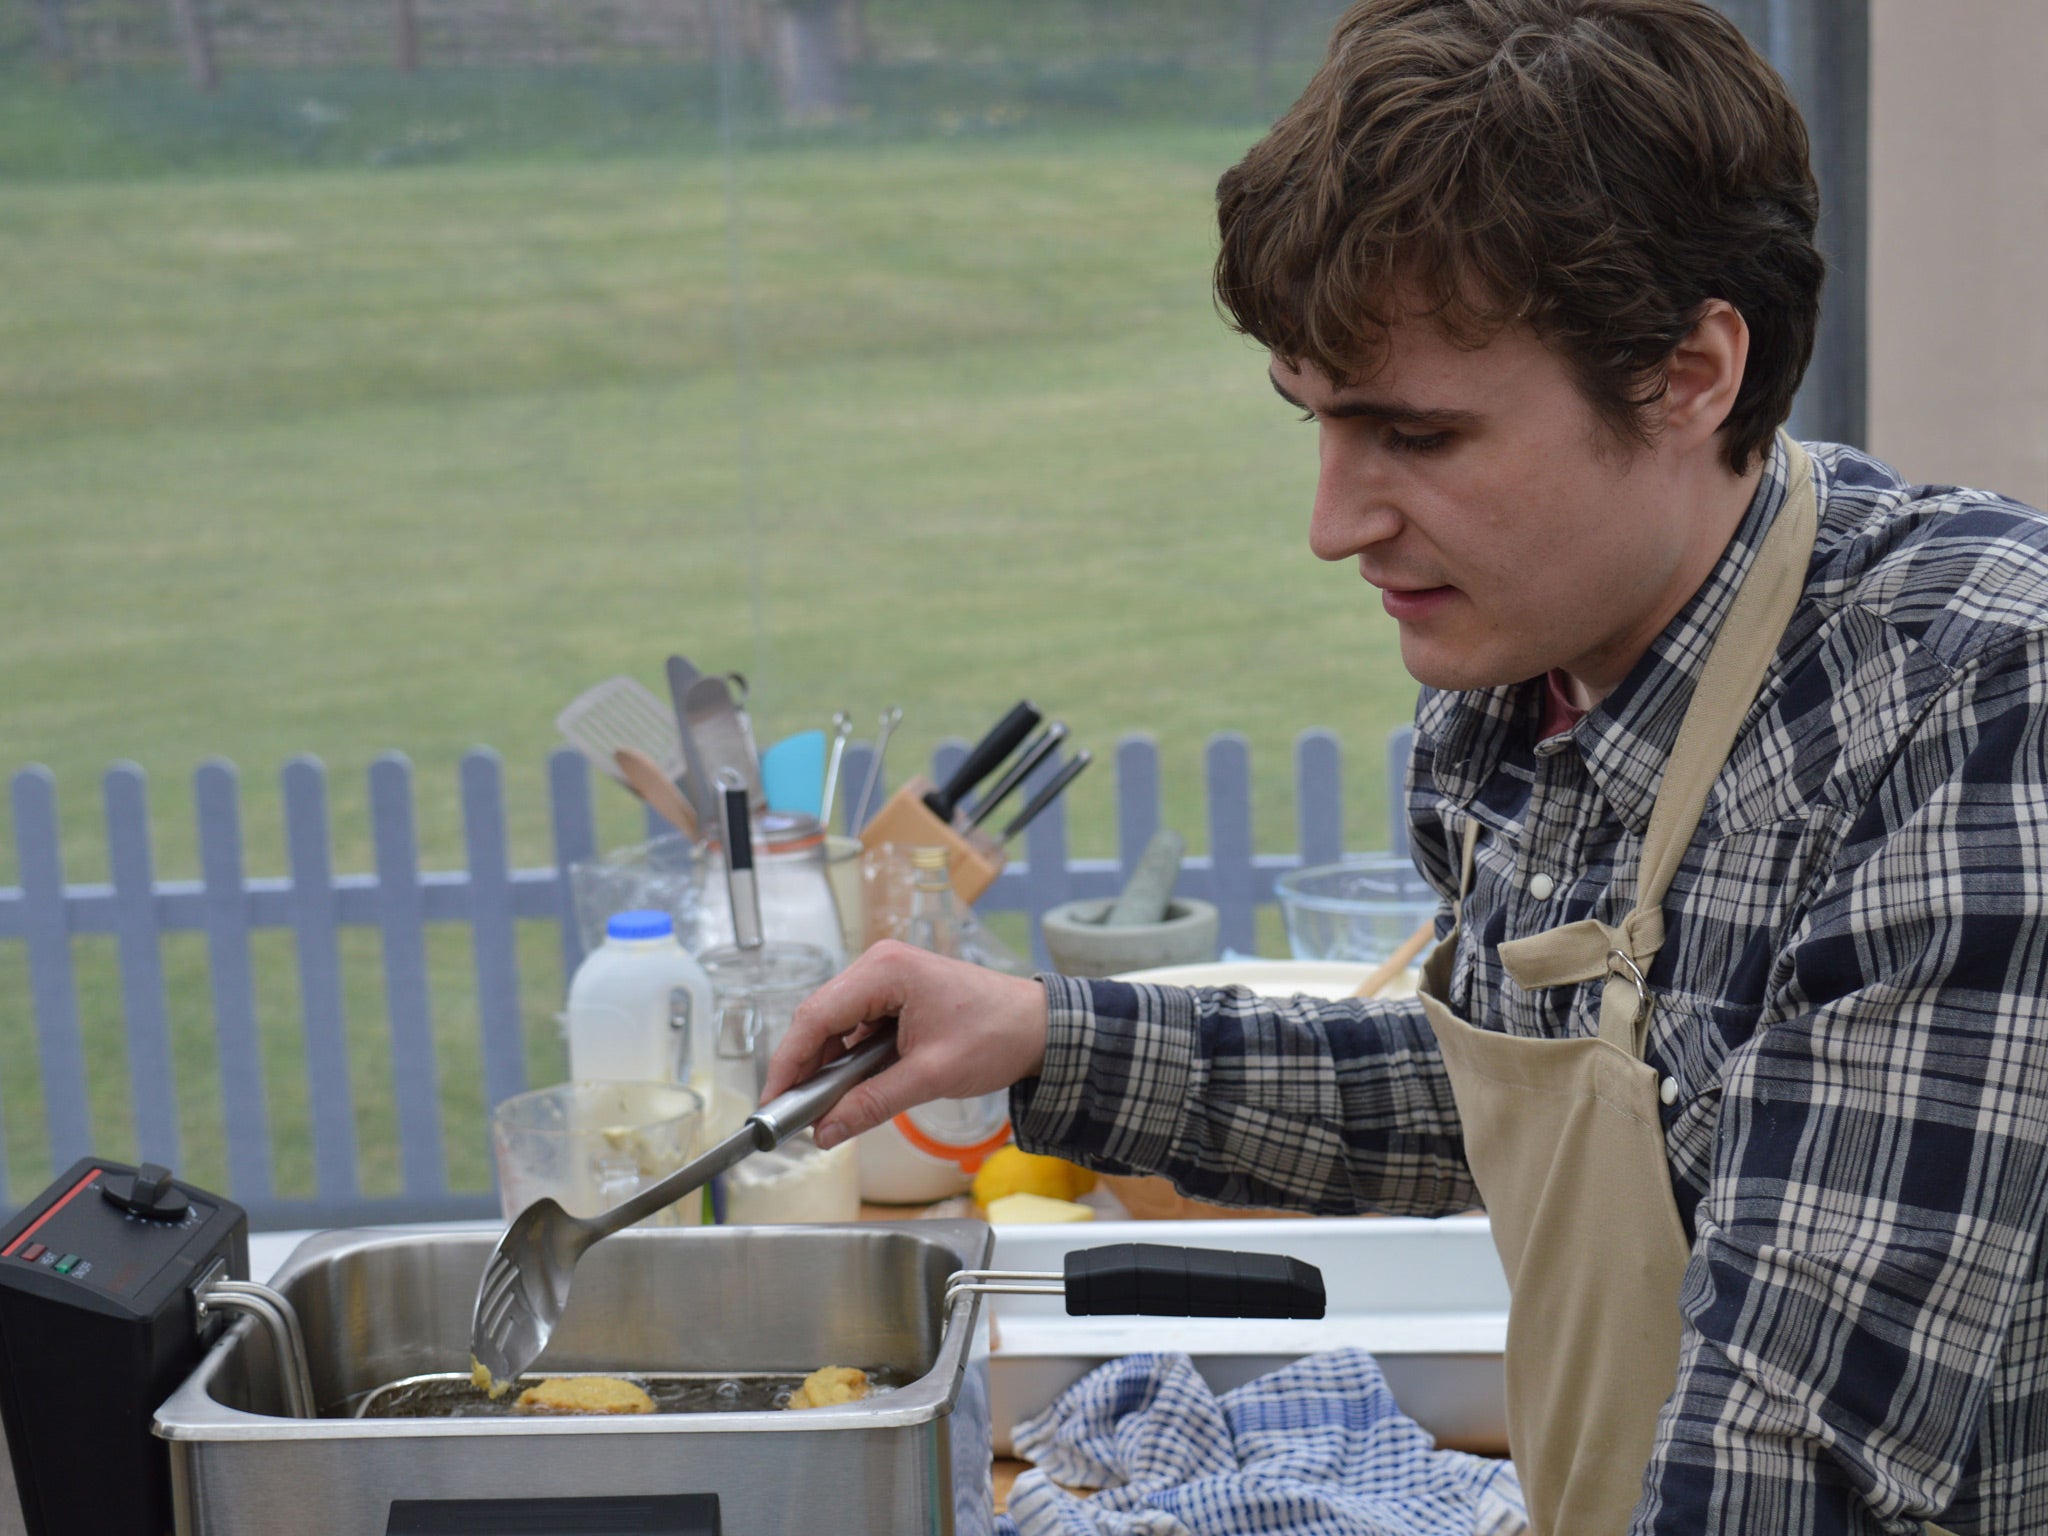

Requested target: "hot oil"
[{"left": 347, "top": 1367, "right": 909, "bottom": 1420}]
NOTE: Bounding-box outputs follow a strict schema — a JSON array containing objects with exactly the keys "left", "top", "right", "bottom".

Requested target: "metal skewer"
[
  {"left": 819, "top": 710, "right": 855, "bottom": 830},
  {"left": 853, "top": 705, "right": 902, "bottom": 831}
]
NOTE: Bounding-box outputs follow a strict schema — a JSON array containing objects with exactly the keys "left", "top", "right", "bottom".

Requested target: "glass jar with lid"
[{"left": 688, "top": 810, "right": 846, "bottom": 967}]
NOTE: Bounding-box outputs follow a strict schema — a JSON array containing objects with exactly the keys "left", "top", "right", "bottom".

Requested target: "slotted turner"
[
  {"left": 470, "top": 1028, "right": 898, "bottom": 1390},
  {"left": 555, "top": 677, "right": 687, "bottom": 790}
]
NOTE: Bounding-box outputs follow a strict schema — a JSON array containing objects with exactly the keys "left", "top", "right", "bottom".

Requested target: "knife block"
[{"left": 858, "top": 776, "right": 1004, "bottom": 905}]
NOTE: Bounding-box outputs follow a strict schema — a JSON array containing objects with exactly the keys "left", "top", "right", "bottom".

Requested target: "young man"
[{"left": 765, "top": 3, "right": 2048, "bottom": 1530}]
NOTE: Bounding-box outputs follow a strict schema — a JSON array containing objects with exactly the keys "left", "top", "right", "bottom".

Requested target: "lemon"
[{"left": 971, "top": 1145, "right": 1098, "bottom": 1208}]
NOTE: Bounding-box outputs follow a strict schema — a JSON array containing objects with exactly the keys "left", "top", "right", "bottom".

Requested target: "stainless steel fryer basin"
[{"left": 154, "top": 1221, "right": 996, "bottom": 1536}]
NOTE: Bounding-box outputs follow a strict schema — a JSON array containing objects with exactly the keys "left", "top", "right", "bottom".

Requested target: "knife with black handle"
[
  {"left": 998, "top": 749, "right": 1093, "bottom": 842},
  {"left": 923, "top": 700, "right": 1041, "bottom": 824},
  {"left": 964, "top": 721, "right": 1067, "bottom": 831}
]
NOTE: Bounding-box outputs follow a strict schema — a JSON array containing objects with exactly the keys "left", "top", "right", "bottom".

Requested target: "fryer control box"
[{"left": 0, "top": 1157, "right": 247, "bottom": 1536}]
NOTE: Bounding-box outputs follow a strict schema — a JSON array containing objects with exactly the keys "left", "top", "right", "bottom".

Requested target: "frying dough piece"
[
  {"left": 470, "top": 1356, "right": 513, "bottom": 1400},
  {"left": 784, "top": 1365, "right": 869, "bottom": 1410},
  {"left": 516, "top": 1375, "right": 656, "bottom": 1415}
]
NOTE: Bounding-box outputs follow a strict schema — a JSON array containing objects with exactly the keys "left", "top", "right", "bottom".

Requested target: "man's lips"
[{"left": 1377, "top": 584, "right": 1458, "bottom": 621}]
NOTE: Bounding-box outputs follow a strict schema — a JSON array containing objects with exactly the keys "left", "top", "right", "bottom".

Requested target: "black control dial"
[{"left": 99, "top": 1163, "right": 192, "bottom": 1222}]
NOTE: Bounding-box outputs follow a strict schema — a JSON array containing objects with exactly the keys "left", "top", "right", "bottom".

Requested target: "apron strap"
[
  {"left": 1498, "top": 435, "right": 1820, "bottom": 1053},
  {"left": 1457, "top": 814, "right": 1481, "bottom": 900},
  {"left": 1421, "top": 817, "right": 1485, "bottom": 1003}
]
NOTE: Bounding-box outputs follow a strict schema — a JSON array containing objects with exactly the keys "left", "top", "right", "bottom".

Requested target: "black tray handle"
[{"left": 1062, "top": 1243, "right": 1326, "bottom": 1320}]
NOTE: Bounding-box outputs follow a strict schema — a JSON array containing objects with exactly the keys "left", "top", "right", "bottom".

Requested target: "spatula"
[
  {"left": 679, "top": 672, "right": 765, "bottom": 817},
  {"left": 760, "top": 730, "right": 827, "bottom": 817},
  {"left": 554, "top": 677, "right": 686, "bottom": 789},
  {"left": 470, "top": 1027, "right": 899, "bottom": 1391},
  {"left": 666, "top": 657, "right": 714, "bottom": 827}
]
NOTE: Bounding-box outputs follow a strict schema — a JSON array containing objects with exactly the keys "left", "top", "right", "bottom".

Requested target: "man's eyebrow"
[{"left": 1266, "top": 371, "right": 1481, "bottom": 427}]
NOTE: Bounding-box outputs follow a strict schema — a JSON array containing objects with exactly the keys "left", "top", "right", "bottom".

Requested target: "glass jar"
[
  {"left": 855, "top": 843, "right": 1010, "bottom": 1203},
  {"left": 698, "top": 939, "right": 839, "bottom": 1137},
  {"left": 689, "top": 811, "right": 846, "bottom": 966}
]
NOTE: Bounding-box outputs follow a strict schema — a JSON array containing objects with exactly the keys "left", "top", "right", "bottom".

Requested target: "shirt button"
[
  {"left": 1527, "top": 873, "right": 1556, "bottom": 901},
  {"left": 1659, "top": 1077, "right": 1679, "bottom": 1106}
]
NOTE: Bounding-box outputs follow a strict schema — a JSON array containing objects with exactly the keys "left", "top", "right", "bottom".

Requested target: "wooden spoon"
[
  {"left": 613, "top": 748, "right": 698, "bottom": 839},
  {"left": 1351, "top": 917, "right": 1437, "bottom": 999}
]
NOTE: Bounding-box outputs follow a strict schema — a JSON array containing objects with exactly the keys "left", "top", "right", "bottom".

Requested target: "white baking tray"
[{"left": 978, "top": 1213, "right": 1507, "bottom": 1456}]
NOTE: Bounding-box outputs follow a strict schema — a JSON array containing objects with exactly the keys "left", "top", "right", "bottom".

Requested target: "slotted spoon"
[{"left": 470, "top": 1027, "right": 897, "bottom": 1390}]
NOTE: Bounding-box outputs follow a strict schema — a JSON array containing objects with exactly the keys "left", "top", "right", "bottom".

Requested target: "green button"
[{"left": 52, "top": 1254, "right": 78, "bottom": 1275}]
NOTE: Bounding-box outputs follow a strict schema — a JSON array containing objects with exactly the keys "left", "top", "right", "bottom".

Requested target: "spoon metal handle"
[{"left": 595, "top": 1026, "right": 899, "bottom": 1237}]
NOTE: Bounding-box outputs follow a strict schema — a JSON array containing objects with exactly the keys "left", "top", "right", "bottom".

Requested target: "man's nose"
[{"left": 1308, "top": 435, "right": 1400, "bottom": 562}]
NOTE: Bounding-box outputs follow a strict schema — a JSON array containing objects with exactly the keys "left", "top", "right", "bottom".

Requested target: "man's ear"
[{"left": 1660, "top": 299, "right": 1750, "bottom": 453}]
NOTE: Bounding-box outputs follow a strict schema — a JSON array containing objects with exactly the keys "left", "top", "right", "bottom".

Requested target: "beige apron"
[{"left": 1415, "top": 439, "right": 1958, "bottom": 1536}]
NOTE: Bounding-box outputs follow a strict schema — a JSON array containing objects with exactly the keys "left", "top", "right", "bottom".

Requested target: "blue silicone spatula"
[{"left": 760, "top": 730, "right": 827, "bottom": 817}]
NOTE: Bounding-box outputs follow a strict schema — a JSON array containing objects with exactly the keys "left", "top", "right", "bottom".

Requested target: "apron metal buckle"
[{"left": 1604, "top": 947, "right": 1650, "bottom": 1029}]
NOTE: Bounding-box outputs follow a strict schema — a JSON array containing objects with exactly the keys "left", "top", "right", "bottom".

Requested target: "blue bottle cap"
[{"left": 606, "top": 909, "right": 674, "bottom": 941}]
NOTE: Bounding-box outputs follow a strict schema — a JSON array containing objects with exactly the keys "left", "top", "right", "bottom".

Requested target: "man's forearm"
[{"left": 1010, "top": 975, "right": 1476, "bottom": 1216}]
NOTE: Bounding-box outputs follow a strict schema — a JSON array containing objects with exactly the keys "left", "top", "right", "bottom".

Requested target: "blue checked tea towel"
[{"left": 998, "top": 1349, "right": 1527, "bottom": 1536}]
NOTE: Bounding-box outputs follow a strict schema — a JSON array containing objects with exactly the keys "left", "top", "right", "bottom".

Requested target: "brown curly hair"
[{"left": 1215, "top": 0, "right": 1823, "bottom": 473}]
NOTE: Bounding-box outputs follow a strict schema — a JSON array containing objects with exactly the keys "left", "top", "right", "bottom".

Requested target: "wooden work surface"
[
  {"left": 856, "top": 1200, "right": 947, "bottom": 1221},
  {"left": 993, "top": 1459, "right": 1028, "bottom": 1514}
]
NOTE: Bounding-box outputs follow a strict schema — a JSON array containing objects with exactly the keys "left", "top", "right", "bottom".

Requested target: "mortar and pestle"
[{"left": 1040, "top": 830, "right": 1219, "bottom": 979}]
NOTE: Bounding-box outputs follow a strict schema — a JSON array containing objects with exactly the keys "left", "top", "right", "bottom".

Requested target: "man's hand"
[{"left": 761, "top": 941, "right": 1051, "bottom": 1150}]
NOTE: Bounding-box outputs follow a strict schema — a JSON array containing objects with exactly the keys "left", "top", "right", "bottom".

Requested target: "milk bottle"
[{"left": 565, "top": 910, "right": 715, "bottom": 1099}]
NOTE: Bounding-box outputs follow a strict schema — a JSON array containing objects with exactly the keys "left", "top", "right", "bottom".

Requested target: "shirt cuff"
[{"left": 1008, "top": 972, "right": 1200, "bottom": 1174}]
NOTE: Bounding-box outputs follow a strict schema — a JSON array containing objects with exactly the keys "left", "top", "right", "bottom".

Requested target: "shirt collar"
[{"left": 1418, "top": 435, "right": 1803, "bottom": 834}]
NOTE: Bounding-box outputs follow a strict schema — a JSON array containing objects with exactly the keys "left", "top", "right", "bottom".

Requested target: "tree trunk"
[
  {"left": 837, "top": 0, "right": 868, "bottom": 64},
  {"left": 30, "top": 0, "right": 71, "bottom": 68},
  {"left": 392, "top": 0, "right": 419, "bottom": 72},
  {"left": 771, "top": 2, "right": 845, "bottom": 122},
  {"left": 770, "top": 2, "right": 843, "bottom": 123},
  {"left": 165, "top": 0, "right": 218, "bottom": 91}
]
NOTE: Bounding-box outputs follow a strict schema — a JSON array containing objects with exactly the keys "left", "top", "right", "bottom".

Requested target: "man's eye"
[{"left": 1384, "top": 428, "right": 1451, "bottom": 454}]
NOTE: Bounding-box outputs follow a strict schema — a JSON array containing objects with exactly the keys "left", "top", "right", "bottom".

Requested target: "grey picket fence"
[{"left": 0, "top": 727, "right": 1414, "bottom": 1230}]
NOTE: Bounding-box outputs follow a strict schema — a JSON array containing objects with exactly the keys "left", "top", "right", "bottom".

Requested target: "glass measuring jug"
[{"left": 697, "top": 940, "right": 838, "bottom": 1138}]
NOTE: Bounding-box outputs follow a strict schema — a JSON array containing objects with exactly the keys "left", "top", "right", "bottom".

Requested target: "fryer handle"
[{"left": 1062, "top": 1243, "right": 1326, "bottom": 1320}]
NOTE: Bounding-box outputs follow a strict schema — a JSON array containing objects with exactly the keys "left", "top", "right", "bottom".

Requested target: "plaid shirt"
[{"left": 1013, "top": 438, "right": 2048, "bottom": 1536}]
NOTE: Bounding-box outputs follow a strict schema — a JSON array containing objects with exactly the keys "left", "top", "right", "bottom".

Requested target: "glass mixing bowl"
[
  {"left": 1274, "top": 855, "right": 1441, "bottom": 964},
  {"left": 491, "top": 1080, "right": 705, "bottom": 1226}
]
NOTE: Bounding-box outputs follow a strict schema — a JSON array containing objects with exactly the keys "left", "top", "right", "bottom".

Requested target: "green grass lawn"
[{"left": 0, "top": 117, "right": 1421, "bottom": 1209}]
